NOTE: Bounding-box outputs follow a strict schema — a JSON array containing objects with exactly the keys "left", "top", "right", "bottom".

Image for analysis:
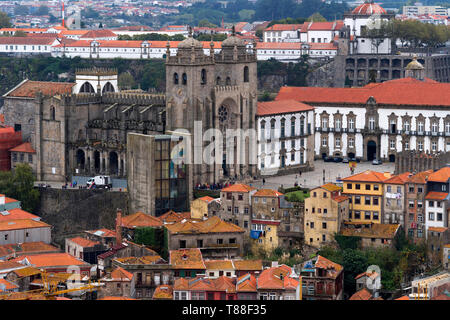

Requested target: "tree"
[
  {"left": 0, "top": 163, "right": 40, "bottom": 213},
  {"left": 195, "top": 33, "right": 227, "bottom": 41},
  {"left": 14, "top": 30, "right": 27, "bottom": 37},
  {"left": 118, "top": 72, "right": 135, "bottom": 90},
  {"left": 307, "top": 12, "right": 327, "bottom": 22},
  {"left": 0, "top": 11, "right": 11, "bottom": 28},
  {"left": 198, "top": 19, "right": 217, "bottom": 28},
  {"left": 238, "top": 9, "right": 255, "bottom": 21}
]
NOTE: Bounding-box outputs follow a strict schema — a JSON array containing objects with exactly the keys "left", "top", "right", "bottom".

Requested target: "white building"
[
  {"left": 424, "top": 167, "right": 450, "bottom": 238},
  {"left": 256, "top": 100, "right": 315, "bottom": 175},
  {"left": 263, "top": 24, "right": 303, "bottom": 43},
  {"left": 403, "top": 5, "right": 448, "bottom": 16},
  {"left": 275, "top": 73, "right": 450, "bottom": 162},
  {"left": 299, "top": 21, "right": 344, "bottom": 44},
  {"left": 0, "top": 219, "right": 51, "bottom": 246},
  {"left": 0, "top": 37, "right": 59, "bottom": 55}
]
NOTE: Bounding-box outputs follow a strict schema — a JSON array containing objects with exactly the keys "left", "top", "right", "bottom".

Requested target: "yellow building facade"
[
  {"left": 304, "top": 183, "right": 349, "bottom": 248},
  {"left": 342, "top": 170, "right": 391, "bottom": 224},
  {"left": 250, "top": 220, "right": 280, "bottom": 254}
]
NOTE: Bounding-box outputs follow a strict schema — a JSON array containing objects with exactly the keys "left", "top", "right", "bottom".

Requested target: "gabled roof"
[
  {"left": 114, "top": 255, "right": 164, "bottom": 265},
  {"left": 159, "top": 210, "right": 191, "bottom": 224},
  {"left": 355, "top": 271, "right": 379, "bottom": 280},
  {"left": 406, "top": 170, "right": 433, "bottom": 184},
  {"left": 165, "top": 216, "right": 244, "bottom": 234},
  {"left": 349, "top": 288, "right": 374, "bottom": 300},
  {"left": 85, "top": 228, "right": 116, "bottom": 238},
  {"left": 233, "top": 259, "right": 263, "bottom": 271},
  {"left": 204, "top": 260, "right": 234, "bottom": 270},
  {"left": 314, "top": 255, "right": 343, "bottom": 278},
  {"left": 0, "top": 208, "right": 40, "bottom": 223},
  {"left": 264, "top": 24, "right": 303, "bottom": 32},
  {"left": 13, "top": 253, "right": 90, "bottom": 268},
  {"left": 80, "top": 29, "right": 117, "bottom": 39},
  {"left": 0, "top": 261, "right": 25, "bottom": 272},
  {"left": 8, "top": 266, "right": 41, "bottom": 277},
  {"left": 428, "top": 227, "right": 448, "bottom": 233},
  {"left": 0, "top": 219, "right": 50, "bottom": 232},
  {"left": 0, "top": 37, "right": 57, "bottom": 46},
  {"left": 0, "top": 242, "right": 59, "bottom": 258},
  {"left": 384, "top": 172, "right": 411, "bottom": 184},
  {"left": 342, "top": 170, "right": 391, "bottom": 183},
  {"left": 4, "top": 79, "right": 75, "bottom": 98},
  {"left": 67, "top": 237, "right": 100, "bottom": 248},
  {"left": 257, "top": 264, "right": 298, "bottom": 290},
  {"left": 105, "top": 266, "right": 133, "bottom": 281},
  {"left": 9, "top": 142, "right": 36, "bottom": 153},
  {"left": 253, "top": 189, "right": 283, "bottom": 197},
  {"left": 428, "top": 167, "right": 450, "bottom": 183},
  {"left": 121, "top": 212, "right": 162, "bottom": 228},
  {"left": 257, "top": 100, "right": 314, "bottom": 117},
  {"left": 169, "top": 248, "right": 206, "bottom": 270},
  {"left": 221, "top": 183, "right": 256, "bottom": 193},
  {"left": 214, "top": 275, "right": 236, "bottom": 293},
  {"left": 196, "top": 196, "right": 216, "bottom": 203},
  {"left": 0, "top": 278, "right": 18, "bottom": 291},
  {"left": 237, "top": 273, "right": 257, "bottom": 292},
  {"left": 320, "top": 183, "right": 341, "bottom": 192},
  {"left": 152, "top": 285, "right": 173, "bottom": 299}
]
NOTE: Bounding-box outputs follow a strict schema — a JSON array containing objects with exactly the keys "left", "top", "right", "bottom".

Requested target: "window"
[
  {"left": 369, "top": 117, "right": 375, "bottom": 130},
  {"left": 437, "top": 213, "right": 443, "bottom": 221},
  {"left": 173, "top": 73, "right": 179, "bottom": 84},
  {"left": 28, "top": 154, "right": 32, "bottom": 163},
  {"left": 373, "top": 212, "right": 379, "bottom": 220},
  {"left": 335, "top": 118, "right": 341, "bottom": 130},
  {"left": 355, "top": 184, "right": 360, "bottom": 190},
  {"left": 243, "top": 66, "right": 249, "bottom": 82},
  {"left": 238, "top": 194, "right": 243, "bottom": 201},
  {"left": 322, "top": 137, "right": 327, "bottom": 147},
  {"left": 409, "top": 185, "right": 415, "bottom": 193},
  {"left": 201, "top": 69, "right": 207, "bottom": 85},
  {"left": 390, "top": 139, "right": 395, "bottom": 149},
  {"left": 404, "top": 121, "right": 410, "bottom": 131},
  {"left": 229, "top": 238, "right": 236, "bottom": 244},
  {"left": 417, "top": 187, "right": 423, "bottom": 193},
  {"left": 429, "top": 201, "right": 434, "bottom": 207},
  {"left": 182, "top": 73, "right": 187, "bottom": 85},
  {"left": 335, "top": 137, "right": 341, "bottom": 148},
  {"left": 310, "top": 222, "right": 314, "bottom": 229},
  {"left": 322, "top": 117, "right": 328, "bottom": 130},
  {"left": 291, "top": 118, "right": 296, "bottom": 136},
  {"left": 418, "top": 141, "right": 423, "bottom": 151},
  {"left": 418, "top": 122, "right": 424, "bottom": 133},
  {"left": 227, "top": 192, "right": 232, "bottom": 200},
  {"left": 355, "top": 196, "right": 361, "bottom": 204},
  {"left": 347, "top": 183, "right": 352, "bottom": 189},
  {"left": 217, "top": 238, "right": 223, "bottom": 245},
  {"left": 322, "top": 222, "right": 327, "bottom": 229},
  {"left": 179, "top": 240, "right": 186, "bottom": 248},
  {"left": 234, "top": 207, "right": 239, "bottom": 214},
  {"left": 348, "top": 137, "right": 354, "bottom": 148},
  {"left": 13, "top": 153, "right": 17, "bottom": 161},
  {"left": 429, "top": 212, "right": 434, "bottom": 221},
  {"left": 349, "top": 118, "right": 355, "bottom": 130},
  {"left": 373, "top": 197, "right": 379, "bottom": 205},
  {"left": 355, "top": 211, "right": 361, "bottom": 219},
  {"left": 432, "top": 122, "right": 438, "bottom": 133},
  {"left": 322, "top": 235, "right": 326, "bottom": 242},
  {"left": 366, "top": 184, "right": 371, "bottom": 191},
  {"left": 197, "top": 239, "right": 203, "bottom": 247},
  {"left": 373, "top": 185, "right": 379, "bottom": 191},
  {"left": 409, "top": 201, "right": 414, "bottom": 208},
  {"left": 365, "top": 212, "right": 371, "bottom": 220}
]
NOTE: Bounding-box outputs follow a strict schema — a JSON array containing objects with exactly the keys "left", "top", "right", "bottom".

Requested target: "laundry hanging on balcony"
[{"left": 250, "top": 230, "right": 263, "bottom": 239}]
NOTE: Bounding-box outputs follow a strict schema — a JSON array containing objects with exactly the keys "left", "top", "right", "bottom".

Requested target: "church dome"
[
  {"left": 222, "top": 35, "right": 245, "bottom": 47},
  {"left": 406, "top": 56, "right": 424, "bottom": 70},
  {"left": 352, "top": 1, "right": 387, "bottom": 15},
  {"left": 177, "top": 37, "right": 203, "bottom": 49}
]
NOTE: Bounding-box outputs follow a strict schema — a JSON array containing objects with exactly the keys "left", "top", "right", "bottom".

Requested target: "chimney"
[{"left": 115, "top": 208, "right": 122, "bottom": 245}]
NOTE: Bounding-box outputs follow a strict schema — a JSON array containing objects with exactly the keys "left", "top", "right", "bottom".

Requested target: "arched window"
[
  {"left": 173, "top": 73, "right": 179, "bottom": 85},
  {"left": 182, "top": 73, "right": 187, "bottom": 85},
  {"left": 225, "top": 77, "right": 231, "bottom": 85},
  {"left": 243, "top": 66, "right": 249, "bottom": 82},
  {"left": 216, "top": 76, "right": 221, "bottom": 85},
  {"left": 50, "top": 106, "right": 55, "bottom": 121},
  {"left": 79, "top": 81, "right": 95, "bottom": 93},
  {"left": 201, "top": 69, "right": 207, "bottom": 85},
  {"left": 102, "top": 82, "right": 115, "bottom": 93}
]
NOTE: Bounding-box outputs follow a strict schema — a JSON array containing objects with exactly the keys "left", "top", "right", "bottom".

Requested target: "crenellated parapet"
[{"left": 102, "top": 92, "right": 166, "bottom": 106}]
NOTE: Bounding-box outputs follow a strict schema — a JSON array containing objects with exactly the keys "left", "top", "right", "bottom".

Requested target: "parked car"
[
  {"left": 324, "top": 156, "right": 334, "bottom": 162},
  {"left": 372, "top": 159, "right": 382, "bottom": 165},
  {"left": 349, "top": 157, "right": 361, "bottom": 163},
  {"left": 333, "top": 157, "right": 343, "bottom": 163},
  {"left": 342, "top": 157, "right": 349, "bottom": 163}
]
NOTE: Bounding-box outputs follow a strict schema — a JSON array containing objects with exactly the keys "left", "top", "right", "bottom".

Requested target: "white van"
[{"left": 86, "top": 176, "right": 112, "bottom": 188}]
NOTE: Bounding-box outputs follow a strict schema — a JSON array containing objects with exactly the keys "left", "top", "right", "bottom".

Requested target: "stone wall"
[{"left": 37, "top": 188, "right": 129, "bottom": 248}]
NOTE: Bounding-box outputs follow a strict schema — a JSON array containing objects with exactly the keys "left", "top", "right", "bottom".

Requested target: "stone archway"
[
  {"left": 79, "top": 81, "right": 95, "bottom": 93},
  {"left": 102, "top": 82, "right": 115, "bottom": 94},
  {"left": 389, "top": 154, "right": 396, "bottom": 163},
  {"left": 109, "top": 151, "right": 118, "bottom": 175},
  {"left": 94, "top": 151, "right": 100, "bottom": 173},
  {"left": 76, "top": 149, "right": 86, "bottom": 171}
]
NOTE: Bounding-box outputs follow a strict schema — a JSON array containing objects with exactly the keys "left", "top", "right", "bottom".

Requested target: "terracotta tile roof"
[
  {"left": 256, "top": 42, "right": 302, "bottom": 50},
  {"left": 173, "top": 276, "right": 236, "bottom": 292},
  {"left": 0, "top": 278, "right": 18, "bottom": 290},
  {"left": 9, "top": 266, "right": 41, "bottom": 277},
  {"left": 80, "top": 29, "right": 117, "bottom": 39},
  {"left": 205, "top": 260, "right": 234, "bottom": 270},
  {"left": 257, "top": 265, "right": 297, "bottom": 290},
  {"left": 197, "top": 196, "right": 215, "bottom": 203},
  {"left": 428, "top": 227, "right": 448, "bottom": 233},
  {"left": 302, "top": 21, "right": 344, "bottom": 31},
  {"left": 264, "top": 24, "right": 303, "bottom": 31},
  {"left": 0, "top": 242, "right": 59, "bottom": 258},
  {"left": 159, "top": 210, "right": 190, "bottom": 223},
  {"left": 0, "top": 208, "right": 40, "bottom": 222},
  {"left": 342, "top": 170, "right": 392, "bottom": 183},
  {"left": 253, "top": 189, "right": 283, "bottom": 197},
  {"left": 13, "top": 253, "right": 89, "bottom": 268},
  {"left": 352, "top": 2, "right": 387, "bottom": 15},
  {"left": 121, "top": 212, "right": 162, "bottom": 228},
  {"left": 152, "top": 285, "right": 173, "bottom": 299},
  {"left": 0, "top": 261, "right": 25, "bottom": 272},
  {"left": 349, "top": 288, "right": 373, "bottom": 300},
  {"left": 309, "top": 42, "right": 337, "bottom": 50},
  {"left": 9, "top": 142, "right": 36, "bottom": 153},
  {"left": 428, "top": 167, "right": 450, "bottom": 183},
  {"left": 67, "top": 237, "right": 100, "bottom": 248},
  {"left": 97, "top": 243, "right": 127, "bottom": 260},
  {"left": 114, "top": 255, "right": 164, "bottom": 265},
  {"left": 395, "top": 295, "right": 410, "bottom": 300},
  {"left": 236, "top": 273, "right": 257, "bottom": 292},
  {"left": 4, "top": 80, "right": 75, "bottom": 98},
  {"left": 169, "top": 248, "right": 205, "bottom": 270},
  {"left": 384, "top": 172, "right": 411, "bottom": 184},
  {"left": 425, "top": 192, "right": 448, "bottom": 201},
  {"left": 85, "top": 228, "right": 116, "bottom": 238},
  {"left": 314, "top": 255, "right": 343, "bottom": 277},
  {"left": 0, "top": 219, "right": 50, "bottom": 232},
  {"left": 165, "top": 216, "right": 244, "bottom": 234},
  {"left": 355, "top": 271, "right": 379, "bottom": 280},
  {"left": 108, "top": 266, "right": 133, "bottom": 281},
  {"left": 276, "top": 77, "right": 450, "bottom": 107},
  {"left": 173, "top": 277, "right": 189, "bottom": 290},
  {"left": 406, "top": 170, "right": 433, "bottom": 184},
  {"left": 321, "top": 183, "right": 341, "bottom": 192},
  {"left": 221, "top": 183, "right": 256, "bottom": 193},
  {"left": 0, "top": 37, "right": 57, "bottom": 45},
  {"left": 233, "top": 259, "right": 263, "bottom": 271},
  {"left": 214, "top": 275, "right": 236, "bottom": 293},
  {"left": 333, "top": 195, "right": 349, "bottom": 203},
  {"left": 340, "top": 223, "right": 400, "bottom": 239}
]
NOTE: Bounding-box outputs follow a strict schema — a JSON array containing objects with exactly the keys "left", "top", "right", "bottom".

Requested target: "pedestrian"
[{"left": 262, "top": 178, "right": 265, "bottom": 185}]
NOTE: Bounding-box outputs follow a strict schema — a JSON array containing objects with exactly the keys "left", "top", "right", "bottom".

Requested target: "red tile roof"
[
  {"left": 253, "top": 189, "right": 283, "bottom": 197},
  {"left": 425, "top": 192, "right": 448, "bottom": 200},
  {"left": 85, "top": 228, "right": 116, "bottom": 238},
  {"left": 236, "top": 273, "right": 257, "bottom": 292},
  {"left": 428, "top": 227, "right": 448, "bottom": 233},
  {"left": 342, "top": 170, "right": 391, "bottom": 182},
  {"left": 67, "top": 237, "right": 100, "bottom": 248},
  {"left": 80, "top": 29, "right": 117, "bottom": 39},
  {"left": 428, "top": 167, "right": 450, "bottom": 183},
  {"left": 169, "top": 248, "right": 206, "bottom": 270},
  {"left": 233, "top": 259, "right": 263, "bottom": 271},
  {"left": 256, "top": 42, "right": 302, "bottom": 50},
  {"left": 13, "top": 253, "right": 89, "bottom": 268},
  {"left": 0, "top": 261, "right": 25, "bottom": 272},
  {"left": 264, "top": 24, "right": 303, "bottom": 31},
  {"left": 5, "top": 80, "right": 75, "bottom": 98},
  {"left": 352, "top": 2, "right": 387, "bottom": 15},
  {"left": 275, "top": 78, "right": 450, "bottom": 107},
  {"left": 340, "top": 223, "right": 400, "bottom": 239},
  {"left": 221, "top": 183, "right": 256, "bottom": 193},
  {"left": 0, "top": 242, "right": 59, "bottom": 258},
  {"left": 0, "top": 208, "right": 40, "bottom": 223},
  {"left": 108, "top": 266, "right": 133, "bottom": 281},
  {"left": 121, "top": 212, "right": 162, "bottom": 228},
  {"left": 406, "top": 170, "right": 433, "bottom": 184},
  {"left": 159, "top": 210, "right": 190, "bottom": 223},
  {"left": 257, "top": 100, "right": 314, "bottom": 116},
  {"left": 0, "top": 219, "right": 50, "bottom": 232},
  {"left": 314, "top": 255, "right": 343, "bottom": 277},
  {"left": 349, "top": 288, "right": 373, "bottom": 300},
  {"left": 197, "top": 196, "right": 216, "bottom": 203},
  {"left": 257, "top": 265, "right": 298, "bottom": 290},
  {"left": 309, "top": 43, "right": 338, "bottom": 50},
  {"left": 0, "top": 278, "right": 18, "bottom": 291},
  {"left": 395, "top": 295, "right": 410, "bottom": 300},
  {"left": 9, "top": 142, "right": 36, "bottom": 153},
  {"left": 165, "top": 216, "right": 244, "bottom": 234},
  {"left": 384, "top": 172, "right": 411, "bottom": 184},
  {"left": 0, "top": 37, "right": 57, "bottom": 45},
  {"left": 153, "top": 285, "right": 173, "bottom": 299}
]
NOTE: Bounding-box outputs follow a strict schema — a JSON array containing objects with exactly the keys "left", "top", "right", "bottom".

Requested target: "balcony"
[{"left": 277, "top": 231, "right": 303, "bottom": 238}]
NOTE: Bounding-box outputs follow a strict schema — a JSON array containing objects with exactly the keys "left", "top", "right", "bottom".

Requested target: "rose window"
[{"left": 218, "top": 106, "right": 228, "bottom": 123}]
